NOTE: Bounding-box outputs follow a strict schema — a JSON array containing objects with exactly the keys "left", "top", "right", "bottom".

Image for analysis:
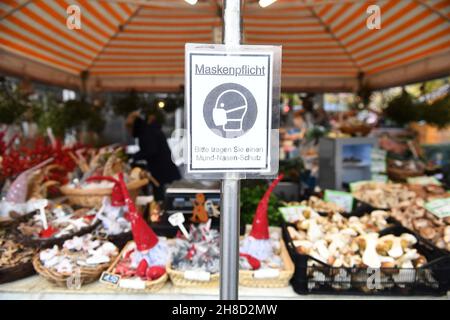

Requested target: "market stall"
[
  {"left": 0, "top": 0, "right": 449, "bottom": 301},
  {"left": 0, "top": 0, "right": 449, "bottom": 92}
]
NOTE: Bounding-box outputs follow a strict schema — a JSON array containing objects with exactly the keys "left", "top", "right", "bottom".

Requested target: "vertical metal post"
[
  {"left": 220, "top": 179, "right": 240, "bottom": 300},
  {"left": 220, "top": 0, "right": 242, "bottom": 301}
]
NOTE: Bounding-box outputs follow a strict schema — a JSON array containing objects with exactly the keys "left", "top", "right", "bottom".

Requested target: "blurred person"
[
  {"left": 283, "top": 110, "right": 309, "bottom": 158},
  {"left": 126, "top": 110, "right": 181, "bottom": 201}
]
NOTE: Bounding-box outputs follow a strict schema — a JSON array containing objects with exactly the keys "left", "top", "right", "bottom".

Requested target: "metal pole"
[
  {"left": 220, "top": 0, "right": 242, "bottom": 301},
  {"left": 220, "top": 179, "right": 240, "bottom": 300}
]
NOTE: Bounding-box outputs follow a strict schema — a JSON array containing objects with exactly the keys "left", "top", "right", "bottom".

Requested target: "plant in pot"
[
  {"left": 240, "top": 179, "right": 282, "bottom": 227},
  {"left": 384, "top": 89, "right": 424, "bottom": 126}
]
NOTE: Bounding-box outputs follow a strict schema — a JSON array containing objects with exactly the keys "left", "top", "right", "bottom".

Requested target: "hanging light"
[
  {"left": 158, "top": 101, "right": 165, "bottom": 109},
  {"left": 259, "top": 0, "right": 277, "bottom": 8},
  {"left": 184, "top": 0, "right": 198, "bottom": 5}
]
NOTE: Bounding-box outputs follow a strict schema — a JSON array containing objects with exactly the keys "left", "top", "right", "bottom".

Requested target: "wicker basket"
[
  {"left": 387, "top": 166, "right": 424, "bottom": 182},
  {"left": 239, "top": 239, "right": 294, "bottom": 288},
  {"left": 167, "top": 264, "right": 220, "bottom": 288},
  {"left": 0, "top": 261, "right": 35, "bottom": 285},
  {"left": 340, "top": 124, "right": 373, "bottom": 137},
  {"left": 0, "top": 211, "right": 37, "bottom": 229},
  {"left": 103, "top": 241, "right": 168, "bottom": 292},
  {"left": 15, "top": 220, "right": 100, "bottom": 249},
  {"left": 33, "top": 253, "right": 114, "bottom": 287},
  {"left": 60, "top": 178, "right": 148, "bottom": 208}
]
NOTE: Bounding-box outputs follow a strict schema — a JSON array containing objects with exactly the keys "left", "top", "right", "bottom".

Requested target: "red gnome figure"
[
  {"left": 117, "top": 173, "right": 168, "bottom": 280},
  {"left": 86, "top": 176, "right": 129, "bottom": 234},
  {"left": 240, "top": 174, "right": 284, "bottom": 269}
]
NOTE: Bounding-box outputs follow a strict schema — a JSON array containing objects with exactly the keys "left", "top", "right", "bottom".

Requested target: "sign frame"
[{"left": 184, "top": 43, "right": 281, "bottom": 180}]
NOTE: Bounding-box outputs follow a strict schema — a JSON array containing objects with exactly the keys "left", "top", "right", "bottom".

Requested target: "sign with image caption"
[
  {"left": 186, "top": 44, "right": 280, "bottom": 175},
  {"left": 424, "top": 198, "right": 450, "bottom": 218},
  {"left": 324, "top": 189, "right": 354, "bottom": 213}
]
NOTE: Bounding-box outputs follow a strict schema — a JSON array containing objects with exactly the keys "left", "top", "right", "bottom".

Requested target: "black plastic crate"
[
  {"left": 282, "top": 222, "right": 450, "bottom": 296},
  {"left": 388, "top": 216, "right": 450, "bottom": 257}
]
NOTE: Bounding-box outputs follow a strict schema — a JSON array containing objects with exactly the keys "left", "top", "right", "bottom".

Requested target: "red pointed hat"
[
  {"left": 86, "top": 176, "right": 125, "bottom": 207},
  {"left": 249, "top": 174, "right": 284, "bottom": 240},
  {"left": 118, "top": 173, "right": 158, "bottom": 251}
]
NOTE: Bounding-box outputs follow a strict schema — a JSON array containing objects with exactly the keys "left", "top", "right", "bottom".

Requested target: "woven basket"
[
  {"left": 167, "top": 264, "right": 220, "bottom": 288},
  {"left": 340, "top": 124, "right": 373, "bottom": 137},
  {"left": 0, "top": 261, "right": 35, "bottom": 285},
  {"left": 60, "top": 178, "right": 148, "bottom": 208},
  {"left": 15, "top": 220, "right": 100, "bottom": 249},
  {"left": 103, "top": 241, "right": 168, "bottom": 292},
  {"left": 239, "top": 239, "right": 294, "bottom": 288},
  {"left": 32, "top": 253, "right": 115, "bottom": 287},
  {"left": 387, "top": 166, "right": 424, "bottom": 182},
  {"left": 0, "top": 211, "right": 37, "bottom": 229}
]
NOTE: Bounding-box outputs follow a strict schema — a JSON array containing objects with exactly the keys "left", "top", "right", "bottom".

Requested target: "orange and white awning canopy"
[{"left": 0, "top": 0, "right": 449, "bottom": 92}]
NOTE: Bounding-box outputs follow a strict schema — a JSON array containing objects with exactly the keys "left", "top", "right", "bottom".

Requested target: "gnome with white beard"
[
  {"left": 240, "top": 174, "right": 283, "bottom": 270},
  {"left": 86, "top": 175, "right": 129, "bottom": 235},
  {"left": 118, "top": 173, "right": 168, "bottom": 280}
]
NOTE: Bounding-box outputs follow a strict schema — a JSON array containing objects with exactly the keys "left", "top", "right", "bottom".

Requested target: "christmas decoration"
[
  {"left": 240, "top": 174, "right": 284, "bottom": 266},
  {"left": 116, "top": 173, "right": 168, "bottom": 280}
]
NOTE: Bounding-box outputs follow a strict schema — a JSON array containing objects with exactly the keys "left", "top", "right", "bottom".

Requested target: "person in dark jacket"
[{"left": 127, "top": 110, "right": 181, "bottom": 201}]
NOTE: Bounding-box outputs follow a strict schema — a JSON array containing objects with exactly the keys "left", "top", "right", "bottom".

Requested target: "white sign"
[
  {"left": 168, "top": 212, "right": 190, "bottom": 240},
  {"left": 185, "top": 44, "right": 280, "bottom": 175},
  {"left": 184, "top": 270, "right": 211, "bottom": 282}
]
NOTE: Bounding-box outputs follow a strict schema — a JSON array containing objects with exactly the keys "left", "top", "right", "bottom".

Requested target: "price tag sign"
[
  {"left": 99, "top": 272, "right": 121, "bottom": 286},
  {"left": 324, "top": 190, "right": 354, "bottom": 212},
  {"left": 407, "top": 176, "right": 442, "bottom": 186},
  {"left": 424, "top": 198, "right": 450, "bottom": 218},
  {"left": 185, "top": 43, "right": 281, "bottom": 178},
  {"left": 119, "top": 278, "right": 146, "bottom": 290},
  {"left": 184, "top": 270, "right": 211, "bottom": 282},
  {"left": 253, "top": 268, "right": 280, "bottom": 279}
]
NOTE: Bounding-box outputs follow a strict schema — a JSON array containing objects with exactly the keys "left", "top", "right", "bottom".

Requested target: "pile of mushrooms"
[
  {"left": 390, "top": 198, "right": 450, "bottom": 251},
  {"left": 352, "top": 182, "right": 416, "bottom": 209},
  {"left": 407, "top": 184, "right": 450, "bottom": 201},
  {"left": 283, "top": 196, "right": 345, "bottom": 215},
  {"left": 287, "top": 209, "right": 426, "bottom": 269}
]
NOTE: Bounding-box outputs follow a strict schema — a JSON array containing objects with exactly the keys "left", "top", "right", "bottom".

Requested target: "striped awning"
[{"left": 0, "top": 0, "right": 449, "bottom": 92}]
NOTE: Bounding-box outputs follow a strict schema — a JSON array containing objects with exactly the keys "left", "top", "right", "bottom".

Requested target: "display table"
[{"left": 0, "top": 276, "right": 448, "bottom": 300}]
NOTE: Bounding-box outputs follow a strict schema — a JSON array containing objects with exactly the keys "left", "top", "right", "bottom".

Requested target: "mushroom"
[
  {"left": 378, "top": 235, "right": 403, "bottom": 258},
  {"left": 287, "top": 226, "right": 304, "bottom": 240},
  {"left": 307, "top": 219, "right": 323, "bottom": 242},
  {"left": 359, "top": 233, "right": 381, "bottom": 268},
  {"left": 400, "top": 233, "right": 417, "bottom": 248},
  {"left": 293, "top": 240, "right": 312, "bottom": 255},
  {"left": 397, "top": 249, "right": 420, "bottom": 267},
  {"left": 419, "top": 227, "right": 436, "bottom": 240},
  {"left": 311, "top": 240, "right": 329, "bottom": 263}
]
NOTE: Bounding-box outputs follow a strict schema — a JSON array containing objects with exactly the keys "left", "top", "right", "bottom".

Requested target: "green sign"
[
  {"left": 424, "top": 198, "right": 450, "bottom": 218},
  {"left": 372, "top": 173, "right": 388, "bottom": 183},
  {"left": 324, "top": 190, "right": 354, "bottom": 212},
  {"left": 407, "top": 176, "right": 441, "bottom": 186}
]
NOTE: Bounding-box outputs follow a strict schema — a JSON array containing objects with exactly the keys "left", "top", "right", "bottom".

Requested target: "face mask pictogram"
[
  {"left": 212, "top": 89, "right": 248, "bottom": 132},
  {"left": 203, "top": 83, "right": 257, "bottom": 139}
]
